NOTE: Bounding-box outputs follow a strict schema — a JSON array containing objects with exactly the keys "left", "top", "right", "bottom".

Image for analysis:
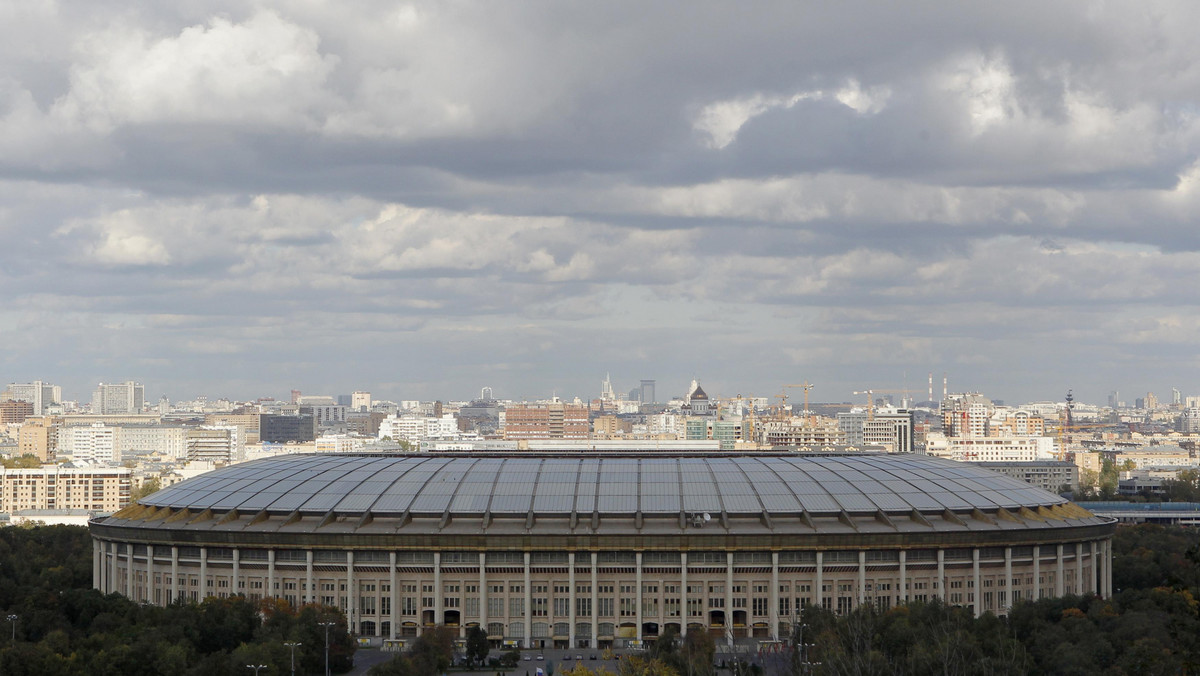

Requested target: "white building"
[
  {"left": 65, "top": 423, "right": 117, "bottom": 464},
  {"left": 316, "top": 434, "right": 372, "bottom": 454},
  {"left": 92, "top": 382, "right": 145, "bottom": 415},
  {"left": 925, "top": 433, "right": 1056, "bottom": 462},
  {"left": 115, "top": 425, "right": 187, "bottom": 460}
]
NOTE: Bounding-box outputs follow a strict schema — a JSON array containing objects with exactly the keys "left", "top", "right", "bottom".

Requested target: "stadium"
[{"left": 88, "top": 453, "right": 1115, "bottom": 648}]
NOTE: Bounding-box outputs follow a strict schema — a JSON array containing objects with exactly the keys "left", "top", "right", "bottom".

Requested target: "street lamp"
[
  {"left": 246, "top": 665, "right": 267, "bottom": 675},
  {"left": 6, "top": 614, "right": 16, "bottom": 642},
  {"left": 319, "top": 621, "right": 336, "bottom": 676},
  {"left": 284, "top": 641, "right": 302, "bottom": 676}
]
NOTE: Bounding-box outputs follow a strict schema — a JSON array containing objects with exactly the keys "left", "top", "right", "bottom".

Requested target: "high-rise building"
[
  {"left": 940, "top": 393, "right": 993, "bottom": 438},
  {"left": 639, "top": 380, "right": 656, "bottom": 404},
  {"left": 66, "top": 422, "right": 117, "bottom": 464},
  {"left": 352, "top": 391, "right": 372, "bottom": 411},
  {"left": 4, "top": 381, "right": 61, "bottom": 415},
  {"left": 837, "top": 408, "right": 914, "bottom": 453},
  {"left": 92, "top": 382, "right": 145, "bottom": 415}
]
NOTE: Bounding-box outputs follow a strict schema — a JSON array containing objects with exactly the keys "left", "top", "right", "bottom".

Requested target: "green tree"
[
  {"left": 465, "top": 625, "right": 489, "bottom": 667},
  {"left": 130, "top": 478, "right": 161, "bottom": 503}
]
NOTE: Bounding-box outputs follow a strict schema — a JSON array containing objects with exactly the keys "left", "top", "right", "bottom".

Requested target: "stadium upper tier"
[{"left": 136, "top": 452, "right": 1072, "bottom": 518}]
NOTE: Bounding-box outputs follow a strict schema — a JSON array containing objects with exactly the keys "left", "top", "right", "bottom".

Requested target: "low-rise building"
[{"left": 977, "top": 461, "right": 1077, "bottom": 493}]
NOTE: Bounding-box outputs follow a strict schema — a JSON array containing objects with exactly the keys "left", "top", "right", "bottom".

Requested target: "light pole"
[
  {"left": 6, "top": 614, "right": 16, "bottom": 642},
  {"left": 284, "top": 641, "right": 302, "bottom": 676},
  {"left": 319, "top": 621, "right": 336, "bottom": 676},
  {"left": 246, "top": 665, "right": 267, "bottom": 675}
]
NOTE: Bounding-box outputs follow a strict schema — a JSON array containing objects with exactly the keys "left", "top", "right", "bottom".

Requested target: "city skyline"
[
  {"left": 3, "top": 3, "right": 1200, "bottom": 406},
  {"left": 0, "top": 372, "right": 1189, "bottom": 410}
]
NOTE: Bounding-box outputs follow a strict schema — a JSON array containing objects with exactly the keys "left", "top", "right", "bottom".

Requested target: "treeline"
[
  {"left": 803, "top": 523, "right": 1200, "bottom": 675},
  {"left": 0, "top": 525, "right": 354, "bottom": 675}
]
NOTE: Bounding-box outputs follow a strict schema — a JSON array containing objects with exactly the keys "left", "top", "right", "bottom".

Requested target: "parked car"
[
  {"left": 536, "top": 654, "right": 544, "bottom": 661},
  {"left": 523, "top": 654, "right": 532, "bottom": 661},
  {"left": 575, "top": 654, "right": 584, "bottom": 661}
]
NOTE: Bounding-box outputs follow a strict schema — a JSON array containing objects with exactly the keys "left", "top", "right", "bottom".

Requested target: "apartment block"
[
  {"left": 502, "top": 402, "right": 589, "bottom": 440},
  {"left": 1, "top": 465, "right": 131, "bottom": 513}
]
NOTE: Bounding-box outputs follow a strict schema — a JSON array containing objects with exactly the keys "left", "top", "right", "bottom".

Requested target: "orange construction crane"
[{"left": 782, "top": 382, "right": 815, "bottom": 425}]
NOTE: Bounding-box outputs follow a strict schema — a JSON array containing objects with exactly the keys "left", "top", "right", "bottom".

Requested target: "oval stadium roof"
[{"left": 139, "top": 453, "right": 1069, "bottom": 518}]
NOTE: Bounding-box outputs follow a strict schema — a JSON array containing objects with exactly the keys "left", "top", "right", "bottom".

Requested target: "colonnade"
[{"left": 93, "top": 538, "right": 1114, "bottom": 647}]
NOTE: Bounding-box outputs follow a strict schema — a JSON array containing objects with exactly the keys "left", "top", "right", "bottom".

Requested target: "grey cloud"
[{"left": 3, "top": 2, "right": 1200, "bottom": 403}]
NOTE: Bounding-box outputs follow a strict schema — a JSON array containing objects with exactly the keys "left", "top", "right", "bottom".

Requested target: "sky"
[{"left": 3, "top": 1, "right": 1200, "bottom": 407}]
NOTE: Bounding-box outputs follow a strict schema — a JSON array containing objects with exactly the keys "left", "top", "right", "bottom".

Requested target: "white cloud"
[{"left": 53, "top": 10, "right": 336, "bottom": 130}]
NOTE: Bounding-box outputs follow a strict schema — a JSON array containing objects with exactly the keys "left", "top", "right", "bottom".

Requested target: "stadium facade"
[{"left": 89, "top": 453, "right": 1116, "bottom": 648}]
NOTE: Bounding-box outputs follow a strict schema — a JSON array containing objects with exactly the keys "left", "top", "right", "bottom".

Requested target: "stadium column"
[
  {"left": 171, "top": 545, "right": 179, "bottom": 602},
  {"left": 636, "top": 552, "right": 643, "bottom": 643},
  {"left": 591, "top": 552, "right": 599, "bottom": 648},
  {"left": 1075, "top": 543, "right": 1082, "bottom": 595},
  {"left": 1055, "top": 545, "right": 1064, "bottom": 597},
  {"left": 110, "top": 543, "right": 120, "bottom": 594},
  {"left": 267, "top": 549, "right": 275, "bottom": 602},
  {"left": 93, "top": 540, "right": 101, "bottom": 591},
  {"left": 1090, "top": 541, "right": 1098, "bottom": 595},
  {"left": 523, "top": 552, "right": 531, "bottom": 648},
  {"left": 857, "top": 551, "right": 866, "bottom": 608},
  {"left": 126, "top": 545, "right": 134, "bottom": 598},
  {"left": 306, "top": 550, "right": 314, "bottom": 604},
  {"left": 770, "top": 552, "right": 779, "bottom": 641},
  {"left": 567, "top": 552, "right": 575, "bottom": 649},
  {"left": 349, "top": 551, "right": 357, "bottom": 635},
  {"left": 147, "top": 544, "right": 156, "bottom": 605},
  {"left": 1003, "top": 547, "right": 1012, "bottom": 614},
  {"left": 679, "top": 552, "right": 688, "bottom": 638},
  {"left": 972, "top": 549, "right": 981, "bottom": 618},
  {"left": 200, "top": 547, "right": 207, "bottom": 601},
  {"left": 936, "top": 550, "right": 945, "bottom": 602},
  {"left": 814, "top": 552, "right": 823, "bottom": 610},
  {"left": 1105, "top": 539, "right": 1113, "bottom": 597},
  {"left": 232, "top": 548, "right": 240, "bottom": 599},
  {"left": 898, "top": 550, "right": 907, "bottom": 605},
  {"left": 394, "top": 552, "right": 402, "bottom": 641},
  {"left": 1032, "top": 546, "right": 1040, "bottom": 600},
  {"left": 724, "top": 553, "right": 733, "bottom": 648}
]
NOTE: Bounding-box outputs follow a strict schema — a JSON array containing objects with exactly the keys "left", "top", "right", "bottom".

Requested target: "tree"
[
  {"left": 465, "top": 625, "right": 489, "bottom": 667},
  {"left": 130, "top": 478, "right": 161, "bottom": 503}
]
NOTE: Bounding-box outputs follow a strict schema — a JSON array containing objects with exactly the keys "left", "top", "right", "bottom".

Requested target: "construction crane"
[
  {"left": 852, "top": 388, "right": 912, "bottom": 420},
  {"left": 853, "top": 390, "right": 875, "bottom": 420},
  {"left": 782, "top": 382, "right": 815, "bottom": 426}
]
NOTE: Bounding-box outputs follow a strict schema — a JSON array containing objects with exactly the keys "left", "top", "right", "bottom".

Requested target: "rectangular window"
[
  {"left": 576, "top": 597, "right": 592, "bottom": 616},
  {"left": 488, "top": 598, "right": 505, "bottom": 617},
  {"left": 510, "top": 598, "right": 524, "bottom": 616},
  {"left": 598, "top": 597, "right": 614, "bottom": 617}
]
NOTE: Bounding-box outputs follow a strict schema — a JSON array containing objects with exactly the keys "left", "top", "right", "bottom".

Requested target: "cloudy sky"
[{"left": 3, "top": 1, "right": 1200, "bottom": 406}]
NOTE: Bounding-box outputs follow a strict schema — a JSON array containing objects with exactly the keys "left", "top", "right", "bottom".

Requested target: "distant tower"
[
  {"left": 601, "top": 374, "right": 615, "bottom": 401},
  {"left": 290, "top": 390, "right": 302, "bottom": 404},
  {"left": 481, "top": 386, "right": 493, "bottom": 401},
  {"left": 942, "top": 374, "right": 947, "bottom": 403},
  {"left": 928, "top": 373, "right": 933, "bottom": 405},
  {"left": 640, "top": 380, "right": 656, "bottom": 404}
]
